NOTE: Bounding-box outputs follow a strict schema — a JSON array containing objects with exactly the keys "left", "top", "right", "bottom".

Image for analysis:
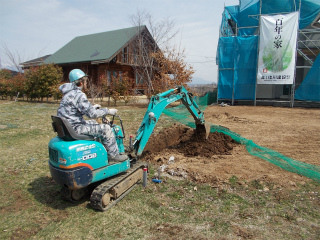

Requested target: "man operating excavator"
[{"left": 57, "top": 68, "right": 128, "bottom": 162}]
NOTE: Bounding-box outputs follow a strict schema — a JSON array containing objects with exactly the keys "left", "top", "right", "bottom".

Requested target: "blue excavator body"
[{"left": 48, "top": 86, "right": 209, "bottom": 210}]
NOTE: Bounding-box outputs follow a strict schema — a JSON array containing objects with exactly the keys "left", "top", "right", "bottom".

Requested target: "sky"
[{"left": 0, "top": 0, "right": 239, "bottom": 84}]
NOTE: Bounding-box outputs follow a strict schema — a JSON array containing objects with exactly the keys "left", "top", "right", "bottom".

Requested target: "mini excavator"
[{"left": 48, "top": 86, "right": 210, "bottom": 211}]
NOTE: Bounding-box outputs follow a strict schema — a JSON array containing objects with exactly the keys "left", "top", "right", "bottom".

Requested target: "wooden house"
[{"left": 21, "top": 26, "right": 159, "bottom": 95}]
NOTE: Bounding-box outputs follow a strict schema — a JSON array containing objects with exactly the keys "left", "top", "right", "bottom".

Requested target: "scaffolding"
[{"left": 217, "top": 0, "right": 320, "bottom": 106}]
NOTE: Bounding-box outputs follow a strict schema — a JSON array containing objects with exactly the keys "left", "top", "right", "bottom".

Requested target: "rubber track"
[{"left": 90, "top": 162, "right": 147, "bottom": 211}]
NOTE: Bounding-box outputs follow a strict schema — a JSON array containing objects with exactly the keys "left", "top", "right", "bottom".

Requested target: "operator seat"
[{"left": 51, "top": 115, "right": 94, "bottom": 141}]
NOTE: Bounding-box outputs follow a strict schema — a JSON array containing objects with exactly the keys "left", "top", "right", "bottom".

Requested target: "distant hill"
[{"left": 189, "top": 77, "right": 215, "bottom": 85}]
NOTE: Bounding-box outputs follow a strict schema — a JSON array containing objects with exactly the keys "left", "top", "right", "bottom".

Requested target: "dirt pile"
[
  {"left": 142, "top": 124, "right": 236, "bottom": 159},
  {"left": 141, "top": 124, "right": 240, "bottom": 183},
  {"left": 140, "top": 118, "right": 312, "bottom": 187}
]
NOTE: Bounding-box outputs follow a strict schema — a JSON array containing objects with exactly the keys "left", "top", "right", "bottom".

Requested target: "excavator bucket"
[{"left": 195, "top": 122, "right": 211, "bottom": 140}]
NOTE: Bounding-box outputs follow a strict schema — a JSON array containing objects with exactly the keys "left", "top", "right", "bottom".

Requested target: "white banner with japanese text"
[{"left": 257, "top": 12, "right": 299, "bottom": 84}]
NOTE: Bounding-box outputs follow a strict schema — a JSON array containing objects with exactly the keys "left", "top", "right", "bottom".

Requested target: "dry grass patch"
[{"left": 0, "top": 100, "right": 319, "bottom": 240}]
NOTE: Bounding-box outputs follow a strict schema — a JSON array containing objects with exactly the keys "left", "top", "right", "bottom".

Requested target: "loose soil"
[
  {"left": 141, "top": 105, "right": 320, "bottom": 187},
  {"left": 143, "top": 124, "right": 236, "bottom": 158}
]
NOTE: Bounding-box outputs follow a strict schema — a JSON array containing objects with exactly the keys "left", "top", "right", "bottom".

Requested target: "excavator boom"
[{"left": 133, "top": 86, "right": 210, "bottom": 156}]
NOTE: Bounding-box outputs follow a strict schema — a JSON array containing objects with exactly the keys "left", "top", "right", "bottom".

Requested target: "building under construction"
[{"left": 216, "top": 0, "right": 319, "bottom": 107}]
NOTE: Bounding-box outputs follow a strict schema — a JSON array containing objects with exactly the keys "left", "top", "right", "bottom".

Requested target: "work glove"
[
  {"left": 93, "top": 104, "right": 101, "bottom": 109},
  {"left": 108, "top": 108, "right": 118, "bottom": 116}
]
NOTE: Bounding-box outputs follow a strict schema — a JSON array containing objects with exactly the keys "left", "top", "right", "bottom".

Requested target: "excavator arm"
[{"left": 132, "top": 86, "right": 210, "bottom": 156}]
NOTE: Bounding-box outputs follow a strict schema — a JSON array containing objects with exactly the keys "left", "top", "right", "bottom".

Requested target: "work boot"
[{"left": 108, "top": 153, "right": 128, "bottom": 162}]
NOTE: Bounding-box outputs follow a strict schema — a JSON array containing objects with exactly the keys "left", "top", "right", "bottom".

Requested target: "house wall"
[
  {"left": 60, "top": 62, "right": 150, "bottom": 95},
  {"left": 256, "top": 85, "right": 274, "bottom": 98},
  {"left": 96, "top": 62, "right": 149, "bottom": 95}
]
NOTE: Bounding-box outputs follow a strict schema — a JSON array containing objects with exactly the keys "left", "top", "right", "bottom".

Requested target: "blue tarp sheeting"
[
  {"left": 218, "top": 36, "right": 258, "bottom": 100},
  {"left": 218, "top": 37, "right": 235, "bottom": 99},
  {"left": 238, "top": 0, "right": 260, "bottom": 36},
  {"left": 299, "top": 0, "right": 320, "bottom": 29},
  {"left": 234, "top": 36, "right": 258, "bottom": 100},
  {"left": 220, "top": 6, "right": 239, "bottom": 37},
  {"left": 233, "top": 0, "right": 320, "bottom": 35},
  {"left": 295, "top": 55, "right": 320, "bottom": 102},
  {"left": 217, "top": 0, "right": 320, "bottom": 102}
]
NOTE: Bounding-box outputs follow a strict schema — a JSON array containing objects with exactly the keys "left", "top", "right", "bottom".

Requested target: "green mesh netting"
[{"left": 163, "top": 91, "right": 320, "bottom": 183}]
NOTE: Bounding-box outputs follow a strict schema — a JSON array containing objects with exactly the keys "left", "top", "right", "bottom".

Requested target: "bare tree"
[
  {"left": 86, "top": 76, "right": 104, "bottom": 104},
  {"left": 152, "top": 45, "right": 194, "bottom": 93},
  {"left": 0, "top": 42, "right": 24, "bottom": 73},
  {"left": 129, "top": 10, "right": 179, "bottom": 95}
]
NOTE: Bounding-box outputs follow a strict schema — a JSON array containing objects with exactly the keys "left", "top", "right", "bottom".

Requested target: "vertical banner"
[{"left": 257, "top": 12, "right": 299, "bottom": 84}]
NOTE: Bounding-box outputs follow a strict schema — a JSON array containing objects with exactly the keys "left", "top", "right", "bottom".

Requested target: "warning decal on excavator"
[{"left": 59, "top": 158, "right": 67, "bottom": 164}]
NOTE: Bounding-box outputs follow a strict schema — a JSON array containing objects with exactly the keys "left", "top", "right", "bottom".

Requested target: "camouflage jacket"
[{"left": 57, "top": 83, "right": 108, "bottom": 127}]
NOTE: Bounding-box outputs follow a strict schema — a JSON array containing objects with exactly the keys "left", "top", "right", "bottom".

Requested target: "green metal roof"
[{"left": 44, "top": 26, "right": 144, "bottom": 64}]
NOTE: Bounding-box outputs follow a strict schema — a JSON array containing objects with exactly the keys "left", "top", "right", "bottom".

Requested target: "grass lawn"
[{"left": 0, "top": 100, "right": 319, "bottom": 240}]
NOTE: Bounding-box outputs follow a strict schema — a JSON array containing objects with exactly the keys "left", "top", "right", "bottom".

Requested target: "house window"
[
  {"left": 132, "top": 48, "right": 138, "bottom": 64},
  {"left": 119, "top": 71, "right": 123, "bottom": 82},
  {"left": 122, "top": 47, "right": 128, "bottom": 63},
  {"left": 107, "top": 70, "right": 122, "bottom": 83},
  {"left": 283, "top": 85, "right": 291, "bottom": 96},
  {"left": 135, "top": 73, "right": 144, "bottom": 84},
  {"left": 107, "top": 70, "right": 111, "bottom": 83}
]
